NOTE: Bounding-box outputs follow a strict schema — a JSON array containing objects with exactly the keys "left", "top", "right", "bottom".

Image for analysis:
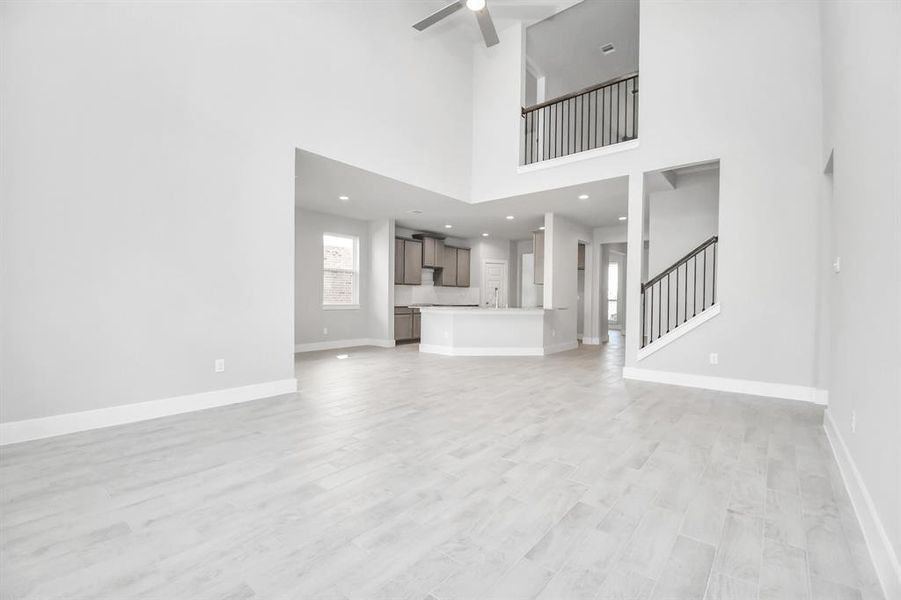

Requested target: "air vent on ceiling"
[
  {"left": 407, "top": 209, "right": 423, "bottom": 215},
  {"left": 600, "top": 43, "right": 615, "bottom": 55}
]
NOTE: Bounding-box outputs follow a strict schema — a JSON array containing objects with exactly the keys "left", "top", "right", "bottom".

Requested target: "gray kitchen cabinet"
[
  {"left": 402, "top": 239, "right": 422, "bottom": 285},
  {"left": 455, "top": 248, "right": 470, "bottom": 287},
  {"left": 394, "top": 306, "right": 413, "bottom": 341},
  {"left": 394, "top": 238, "right": 405, "bottom": 284},
  {"left": 577, "top": 243, "right": 585, "bottom": 270},
  {"left": 533, "top": 230, "right": 545, "bottom": 285},
  {"left": 438, "top": 245, "right": 458, "bottom": 286},
  {"left": 420, "top": 236, "right": 445, "bottom": 269},
  {"left": 412, "top": 310, "right": 421, "bottom": 339}
]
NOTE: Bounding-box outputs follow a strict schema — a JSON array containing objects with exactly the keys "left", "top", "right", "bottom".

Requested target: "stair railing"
[
  {"left": 641, "top": 236, "right": 718, "bottom": 348},
  {"left": 521, "top": 72, "right": 639, "bottom": 166}
]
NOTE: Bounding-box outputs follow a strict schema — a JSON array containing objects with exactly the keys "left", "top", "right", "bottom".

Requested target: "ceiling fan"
[{"left": 413, "top": 0, "right": 499, "bottom": 48}]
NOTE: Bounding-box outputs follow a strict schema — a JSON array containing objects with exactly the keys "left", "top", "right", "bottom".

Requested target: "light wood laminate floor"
[{"left": 1, "top": 335, "right": 884, "bottom": 599}]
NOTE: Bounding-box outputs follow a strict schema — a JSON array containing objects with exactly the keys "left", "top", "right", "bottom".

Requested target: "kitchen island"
[{"left": 419, "top": 306, "right": 574, "bottom": 356}]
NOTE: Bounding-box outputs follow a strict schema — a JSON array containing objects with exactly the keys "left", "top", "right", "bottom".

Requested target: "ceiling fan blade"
[
  {"left": 474, "top": 6, "right": 499, "bottom": 48},
  {"left": 413, "top": 1, "right": 464, "bottom": 31}
]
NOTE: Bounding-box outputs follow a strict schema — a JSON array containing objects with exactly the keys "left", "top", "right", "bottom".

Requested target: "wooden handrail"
[
  {"left": 521, "top": 71, "right": 639, "bottom": 115},
  {"left": 642, "top": 236, "right": 718, "bottom": 290}
]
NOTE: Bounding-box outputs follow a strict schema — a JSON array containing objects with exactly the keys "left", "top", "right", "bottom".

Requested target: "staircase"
[{"left": 640, "top": 236, "right": 719, "bottom": 351}]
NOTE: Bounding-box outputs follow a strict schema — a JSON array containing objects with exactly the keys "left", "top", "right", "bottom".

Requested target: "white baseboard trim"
[
  {"left": 294, "top": 338, "right": 395, "bottom": 353},
  {"left": 621, "top": 366, "right": 822, "bottom": 404},
  {"left": 419, "top": 344, "right": 543, "bottom": 356},
  {"left": 543, "top": 341, "right": 580, "bottom": 355},
  {"left": 824, "top": 409, "right": 901, "bottom": 599},
  {"left": 637, "top": 304, "right": 721, "bottom": 361},
  {"left": 582, "top": 337, "right": 601, "bottom": 345},
  {"left": 0, "top": 378, "right": 298, "bottom": 446}
]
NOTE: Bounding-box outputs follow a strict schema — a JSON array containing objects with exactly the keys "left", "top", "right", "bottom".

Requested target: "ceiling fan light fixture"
[{"left": 466, "top": 0, "right": 486, "bottom": 11}]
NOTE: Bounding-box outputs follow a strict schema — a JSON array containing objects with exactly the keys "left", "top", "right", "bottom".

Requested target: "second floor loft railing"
[
  {"left": 641, "top": 235, "right": 718, "bottom": 348},
  {"left": 521, "top": 72, "right": 638, "bottom": 166}
]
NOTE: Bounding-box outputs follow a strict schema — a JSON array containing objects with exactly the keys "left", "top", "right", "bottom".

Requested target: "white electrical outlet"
[
  {"left": 709, "top": 353, "right": 719, "bottom": 365},
  {"left": 851, "top": 410, "right": 857, "bottom": 433},
  {"left": 833, "top": 257, "right": 841, "bottom": 273},
  {"left": 323, "top": 327, "right": 328, "bottom": 335},
  {"left": 215, "top": 358, "right": 225, "bottom": 373}
]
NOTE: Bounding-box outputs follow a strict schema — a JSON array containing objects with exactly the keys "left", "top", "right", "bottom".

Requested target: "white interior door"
[{"left": 482, "top": 260, "right": 508, "bottom": 307}]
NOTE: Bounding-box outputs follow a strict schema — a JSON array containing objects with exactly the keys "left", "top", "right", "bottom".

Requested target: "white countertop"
[{"left": 418, "top": 306, "right": 547, "bottom": 315}]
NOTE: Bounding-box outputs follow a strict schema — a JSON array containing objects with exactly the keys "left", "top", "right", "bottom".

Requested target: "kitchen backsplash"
[{"left": 395, "top": 284, "right": 481, "bottom": 306}]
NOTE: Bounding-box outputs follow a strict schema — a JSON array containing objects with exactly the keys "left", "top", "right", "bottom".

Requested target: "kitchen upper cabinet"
[
  {"left": 577, "top": 243, "right": 585, "bottom": 270},
  {"left": 455, "top": 248, "right": 471, "bottom": 287},
  {"left": 419, "top": 235, "right": 445, "bottom": 269},
  {"left": 395, "top": 238, "right": 423, "bottom": 285},
  {"left": 533, "top": 230, "right": 545, "bottom": 285},
  {"left": 438, "top": 245, "right": 458, "bottom": 287},
  {"left": 394, "top": 238, "right": 405, "bottom": 284},
  {"left": 403, "top": 239, "right": 422, "bottom": 285},
  {"left": 436, "top": 246, "right": 470, "bottom": 287}
]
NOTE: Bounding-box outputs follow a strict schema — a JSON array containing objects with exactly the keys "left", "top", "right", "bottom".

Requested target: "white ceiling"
[
  {"left": 295, "top": 149, "right": 627, "bottom": 241},
  {"left": 411, "top": 0, "right": 583, "bottom": 45},
  {"left": 526, "top": 0, "right": 639, "bottom": 99}
]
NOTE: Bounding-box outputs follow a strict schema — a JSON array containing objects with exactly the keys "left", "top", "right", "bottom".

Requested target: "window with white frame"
[{"left": 322, "top": 233, "right": 359, "bottom": 307}]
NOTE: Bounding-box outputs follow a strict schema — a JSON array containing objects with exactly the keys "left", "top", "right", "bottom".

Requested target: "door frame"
[{"left": 481, "top": 259, "right": 509, "bottom": 307}]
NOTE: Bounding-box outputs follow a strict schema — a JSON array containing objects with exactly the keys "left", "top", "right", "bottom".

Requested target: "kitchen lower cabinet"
[{"left": 394, "top": 306, "right": 421, "bottom": 342}]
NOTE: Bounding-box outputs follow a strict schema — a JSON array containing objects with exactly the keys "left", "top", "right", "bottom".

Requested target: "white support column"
[
  {"left": 624, "top": 172, "right": 645, "bottom": 366},
  {"left": 599, "top": 243, "right": 610, "bottom": 343}
]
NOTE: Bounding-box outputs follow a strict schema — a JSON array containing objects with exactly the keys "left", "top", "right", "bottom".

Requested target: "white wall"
[
  {"left": 368, "top": 219, "right": 394, "bottom": 343},
  {"left": 820, "top": 0, "right": 901, "bottom": 592},
  {"left": 470, "top": 238, "right": 513, "bottom": 306},
  {"left": 647, "top": 170, "right": 719, "bottom": 276},
  {"left": 295, "top": 209, "right": 371, "bottom": 346},
  {"left": 472, "top": 1, "right": 824, "bottom": 391},
  {"left": 0, "top": 1, "right": 474, "bottom": 423},
  {"left": 544, "top": 213, "right": 594, "bottom": 347}
]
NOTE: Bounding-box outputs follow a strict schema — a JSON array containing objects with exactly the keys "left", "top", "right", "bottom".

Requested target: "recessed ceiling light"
[
  {"left": 539, "top": 226, "right": 546, "bottom": 230},
  {"left": 481, "top": 232, "right": 489, "bottom": 237},
  {"left": 336, "top": 354, "right": 349, "bottom": 360},
  {"left": 506, "top": 215, "right": 515, "bottom": 220},
  {"left": 444, "top": 224, "right": 453, "bottom": 229},
  {"left": 618, "top": 216, "right": 627, "bottom": 221},
  {"left": 338, "top": 195, "right": 349, "bottom": 201},
  {"left": 466, "top": 0, "right": 486, "bottom": 11},
  {"left": 578, "top": 194, "right": 589, "bottom": 200}
]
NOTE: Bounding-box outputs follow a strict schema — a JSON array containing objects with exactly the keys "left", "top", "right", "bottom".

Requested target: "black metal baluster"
[
  {"left": 524, "top": 112, "right": 528, "bottom": 165},
  {"left": 693, "top": 255, "right": 697, "bottom": 316},
  {"left": 588, "top": 91, "right": 593, "bottom": 150},
  {"left": 650, "top": 283, "right": 654, "bottom": 343},
  {"left": 633, "top": 77, "right": 639, "bottom": 138},
  {"left": 703, "top": 249, "right": 707, "bottom": 308},
  {"left": 712, "top": 241, "right": 717, "bottom": 305},
  {"left": 666, "top": 273, "right": 672, "bottom": 333},
  {"left": 657, "top": 283, "right": 662, "bottom": 340},
  {"left": 617, "top": 82, "right": 622, "bottom": 143},
  {"left": 676, "top": 265, "right": 679, "bottom": 326},
  {"left": 581, "top": 94, "right": 586, "bottom": 152},
  {"left": 557, "top": 102, "right": 561, "bottom": 158},
  {"left": 641, "top": 286, "right": 646, "bottom": 347},
  {"left": 608, "top": 84, "right": 612, "bottom": 146}
]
